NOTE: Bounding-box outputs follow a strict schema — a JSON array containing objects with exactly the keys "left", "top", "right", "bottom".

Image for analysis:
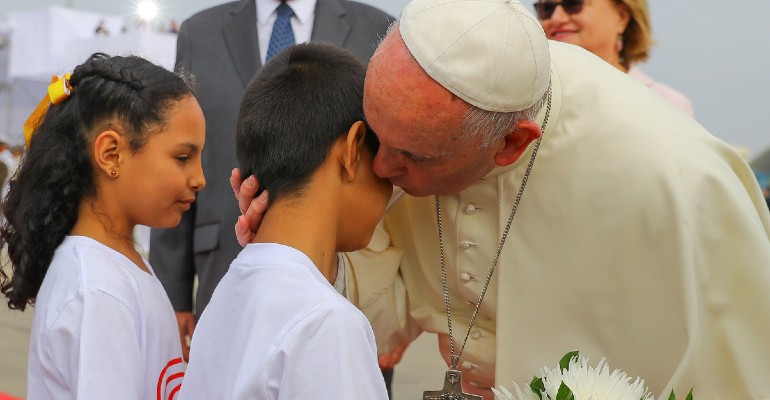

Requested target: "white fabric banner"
[
  {"left": 8, "top": 6, "right": 124, "bottom": 79},
  {"left": 1, "top": 6, "right": 177, "bottom": 144}
]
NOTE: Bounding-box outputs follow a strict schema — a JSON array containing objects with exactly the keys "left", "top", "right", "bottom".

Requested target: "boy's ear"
[
  {"left": 494, "top": 120, "right": 542, "bottom": 167},
  {"left": 342, "top": 121, "right": 366, "bottom": 181},
  {"left": 92, "top": 129, "right": 125, "bottom": 178}
]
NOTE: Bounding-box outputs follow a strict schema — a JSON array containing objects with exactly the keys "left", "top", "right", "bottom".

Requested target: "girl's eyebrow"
[{"left": 180, "top": 143, "right": 201, "bottom": 154}]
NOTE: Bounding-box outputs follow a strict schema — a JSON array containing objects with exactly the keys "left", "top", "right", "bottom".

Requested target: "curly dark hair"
[{"left": 0, "top": 53, "right": 193, "bottom": 310}]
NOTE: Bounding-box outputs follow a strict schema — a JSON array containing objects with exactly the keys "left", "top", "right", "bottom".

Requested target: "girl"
[{"left": 0, "top": 53, "right": 205, "bottom": 399}]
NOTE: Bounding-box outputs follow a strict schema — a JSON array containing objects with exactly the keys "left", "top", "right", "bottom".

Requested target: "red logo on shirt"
[{"left": 157, "top": 357, "right": 184, "bottom": 400}]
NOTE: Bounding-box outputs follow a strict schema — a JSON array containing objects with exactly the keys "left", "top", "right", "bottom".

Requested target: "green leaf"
[
  {"left": 555, "top": 382, "right": 574, "bottom": 400},
  {"left": 530, "top": 376, "right": 545, "bottom": 400},
  {"left": 559, "top": 351, "right": 579, "bottom": 371},
  {"left": 666, "top": 387, "right": 694, "bottom": 400}
]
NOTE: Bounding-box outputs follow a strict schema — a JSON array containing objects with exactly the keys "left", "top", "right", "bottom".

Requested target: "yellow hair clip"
[{"left": 23, "top": 73, "right": 73, "bottom": 148}]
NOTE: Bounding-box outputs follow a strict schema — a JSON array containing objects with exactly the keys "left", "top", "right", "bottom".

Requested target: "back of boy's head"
[
  {"left": 0, "top": 53, "right": 193, "bottom": 311},
  {"left": 236, "top": 42, "right": 378, "bottom": 202}
]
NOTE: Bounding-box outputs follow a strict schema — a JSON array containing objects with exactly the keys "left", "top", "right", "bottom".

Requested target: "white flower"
[
  {"left": 492, "top": 383, "right": 541, "bottom": 400},
  {"left": 493, "top": 355, "right": 654, "bottom": 400}
]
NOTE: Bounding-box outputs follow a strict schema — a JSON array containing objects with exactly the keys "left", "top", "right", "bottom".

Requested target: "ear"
[
  {"left": 615, "top": 3, "right": 631, "bottom": 33},
  {"left": 341, "top": 121, "right": 367, "bottom": 182},
  {"left": 494, "top": 120, "right": 542, "bottom": 167},
  {"left": 92, "top": 130, "right": 125, "bottom": 177}
]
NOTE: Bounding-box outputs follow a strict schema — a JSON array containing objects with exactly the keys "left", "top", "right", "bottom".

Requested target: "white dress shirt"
[{"left": 256, "top": 0, "right": 317, "bottom": 64}]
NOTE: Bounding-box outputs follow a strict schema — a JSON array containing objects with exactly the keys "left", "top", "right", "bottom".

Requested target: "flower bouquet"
[{"left": 492, "top": 351, "right": 692, "bottom": 400}]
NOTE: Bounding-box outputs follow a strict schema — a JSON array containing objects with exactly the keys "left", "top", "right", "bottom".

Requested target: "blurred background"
[
  {"left": 1, "top": 0, "right": 768, "bottom": 174},
  {"left": 0, "top": 0, "right": 768, "bottom": 398}
]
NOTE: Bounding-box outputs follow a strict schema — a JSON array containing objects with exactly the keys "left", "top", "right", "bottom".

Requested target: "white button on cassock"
[
  {"left": 460, "top": 272, "right": 471, "bottom": 282},
  {"left": 464, "top": 204, "right": 477, "bottom": 214}
]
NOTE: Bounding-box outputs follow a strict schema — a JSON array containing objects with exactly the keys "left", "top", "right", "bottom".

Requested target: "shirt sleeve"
[
  {"left": 341, "top": 221, "right": 422, "bottom": 354},
  {"left": 267, "top": 304, "right": 389, "bottom": 400},
  {"left": 47, "top": 289, "right": 143, "bottom": 400},
  {"left": 665, "top": 159, "right": 770, "bottom": 398}
]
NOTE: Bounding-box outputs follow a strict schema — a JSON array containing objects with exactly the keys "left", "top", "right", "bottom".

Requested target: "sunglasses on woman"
[{"left": 533, "top": 0, "right": 585, "bottom": 20}]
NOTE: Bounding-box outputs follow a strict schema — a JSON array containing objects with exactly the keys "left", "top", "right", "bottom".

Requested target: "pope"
[{"left": 233, "top": 0, "right": 770, "bottom": 398}]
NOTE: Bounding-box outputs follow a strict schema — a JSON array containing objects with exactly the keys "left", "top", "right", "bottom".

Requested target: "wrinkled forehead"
[
  {"left": 365, "top": 30, "right": 467, "bottom": 118},
  {"left": 368, "top": 39, "right": 470, "bottom": 152}
]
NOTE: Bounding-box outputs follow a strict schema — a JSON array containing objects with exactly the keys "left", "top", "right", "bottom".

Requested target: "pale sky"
[{"left": 2, "top": 0, "right": 769, "bottom": 159}]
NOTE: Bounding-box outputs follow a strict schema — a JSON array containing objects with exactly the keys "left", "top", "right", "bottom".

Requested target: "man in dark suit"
[{"left": 149, "top": 0, "right": 395, "bottom": 387}]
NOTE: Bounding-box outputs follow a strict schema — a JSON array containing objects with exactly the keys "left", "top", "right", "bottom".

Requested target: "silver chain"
[{"left": 436, "top": 87, "right": 552, "bottom": 369}]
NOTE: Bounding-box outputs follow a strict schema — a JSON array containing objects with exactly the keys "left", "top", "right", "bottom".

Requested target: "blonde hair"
[{"left": 617, "top": 0, "right": 654, "bottom": 64}]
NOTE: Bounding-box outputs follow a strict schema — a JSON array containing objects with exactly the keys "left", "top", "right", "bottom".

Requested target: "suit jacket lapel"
[
  {"left": 223, "top": 0, "right": 261, "bottom": 87},
  {"left": 312, "top": 0, "right": 351, "bottom": 46}
]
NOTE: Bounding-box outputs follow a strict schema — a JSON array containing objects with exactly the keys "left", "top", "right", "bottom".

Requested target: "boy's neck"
[{"left": 252, "top": 194, "right": 340, "bottom": 283}]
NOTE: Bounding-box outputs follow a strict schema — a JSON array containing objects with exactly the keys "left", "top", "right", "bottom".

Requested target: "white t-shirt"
[
  {"left": 180, "top": 243, "right": 388, "bottom": 400},
  {"left": 28, "top": 236, "right": 185, "bottom": 400}
]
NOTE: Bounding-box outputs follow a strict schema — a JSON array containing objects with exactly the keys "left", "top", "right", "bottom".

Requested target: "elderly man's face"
[{"left": 363, "top": 32, "right": 500, "bottom": 197}]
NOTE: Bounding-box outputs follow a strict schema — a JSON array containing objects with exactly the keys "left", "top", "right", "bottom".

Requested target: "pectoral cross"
[{"left": 423, "top": 370, "right": 483, "bottom": 400}]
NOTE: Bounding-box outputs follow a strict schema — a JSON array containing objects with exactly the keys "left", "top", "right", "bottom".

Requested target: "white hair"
[
  {"left": 461, "top": 86, "right": 550, "bottom": 149},
  {"left": 374, "top": 23, "right": 550, "bottom": 150}
]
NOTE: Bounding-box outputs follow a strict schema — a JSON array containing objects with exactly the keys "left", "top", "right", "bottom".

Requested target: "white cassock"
[{"left": 343, "top": 41, "right": 770, "bottom": 400}]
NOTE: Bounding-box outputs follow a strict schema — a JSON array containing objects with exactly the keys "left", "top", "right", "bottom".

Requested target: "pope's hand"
[
  {"left": 175, "top": 311, "right": 196, "bottom": 362},
  {"left": 378, "top": 343, "right": 409, "bottom": 370},
  {"left": 230, "top": 168, "right": 269, "bottom": 246}
]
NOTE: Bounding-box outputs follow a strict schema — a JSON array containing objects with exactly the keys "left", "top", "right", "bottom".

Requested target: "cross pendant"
[{"left": 423, "top": 370, "right": 483, "bottom": 400}]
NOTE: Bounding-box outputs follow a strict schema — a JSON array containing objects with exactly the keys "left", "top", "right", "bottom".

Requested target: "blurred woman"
[{"left": 535, "top": 0, "right": 693, "bottom": 115}]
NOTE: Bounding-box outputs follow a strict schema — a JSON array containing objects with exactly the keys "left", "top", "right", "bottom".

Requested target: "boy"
[{"left": 179, "top": 43, "right": 392, "bottom": 399}]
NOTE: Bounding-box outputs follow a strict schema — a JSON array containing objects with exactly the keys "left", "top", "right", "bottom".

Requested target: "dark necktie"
[{"left": 266, "top": 2, "right": 296, "bottom": 61}]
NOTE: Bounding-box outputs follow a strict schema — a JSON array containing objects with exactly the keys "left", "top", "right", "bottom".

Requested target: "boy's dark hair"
[
  {"left": 0, "top": 53, "right": 193, "bottom": 310},
  {"left": 236, "top": 42, "right": 378, "bottom": 202}
]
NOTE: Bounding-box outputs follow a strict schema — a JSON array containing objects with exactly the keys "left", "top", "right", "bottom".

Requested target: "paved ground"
[{"left": 0, "top": 293, "right": 32, "bottom": 399}]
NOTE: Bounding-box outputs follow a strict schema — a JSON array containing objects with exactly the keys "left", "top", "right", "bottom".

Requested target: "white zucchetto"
[{"left": 399, "top": 0, "right": 551, "bottom": 112}]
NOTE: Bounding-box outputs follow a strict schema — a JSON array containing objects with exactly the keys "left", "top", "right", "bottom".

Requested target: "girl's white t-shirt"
[{"left": 27, "top": 236, "right": 185, "bottom": 400}]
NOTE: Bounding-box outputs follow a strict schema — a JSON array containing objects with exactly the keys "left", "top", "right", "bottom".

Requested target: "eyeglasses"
[{"left": 533, "top": 0, "right": 585, "bottom": 20}]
